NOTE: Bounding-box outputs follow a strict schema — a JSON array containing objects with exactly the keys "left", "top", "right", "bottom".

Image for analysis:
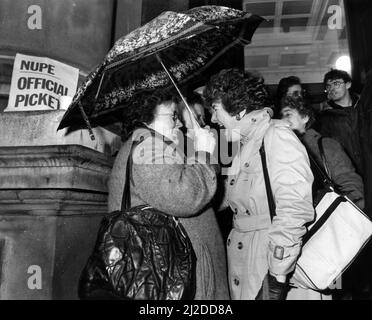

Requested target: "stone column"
[{"left": 0, "top": 111, "right": 121, "bottom": 299}]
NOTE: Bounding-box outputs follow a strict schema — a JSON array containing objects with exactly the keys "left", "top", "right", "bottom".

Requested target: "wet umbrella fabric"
[{"left": 58, "top": 6, "right": 263, "bottom": 132}]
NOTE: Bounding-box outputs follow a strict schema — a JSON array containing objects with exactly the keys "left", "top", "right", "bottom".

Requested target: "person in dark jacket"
[
  {"left": 317, "top": 69, "right": 372, "bottom": 299},
  {"left": 317, "top": 69, "right": 363, "bottom": 175},
  {"left": 281, "top": 96, "right": 364, "bottom": 209}
]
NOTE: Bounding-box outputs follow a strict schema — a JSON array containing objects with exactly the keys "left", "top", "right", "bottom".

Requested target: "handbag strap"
[
  {"left": 259, "top": 137, "right": 337, "bottom": 222},
  {"left": 120, "top": 128, "right": 177, "bottom": 211},
  {"left": 121, "top": 140, "right": 137, "bottom": 211},
  {"left": 317, "top": 137, "right": 331, "bottom": 179},
  {"left": 306, "top": 137, "right": 336, "bottom": 189},
  {"left": 259, "top": 140, "right": 276, "bottom": 221}
]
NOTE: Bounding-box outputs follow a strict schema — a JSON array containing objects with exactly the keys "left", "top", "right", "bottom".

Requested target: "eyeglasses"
[
  {"left": 325, "top": 80, "right": 345, "bottom": 91},
  {"left": 288, "top": 90, "right": 303, "bottom": 98},
  {"left": 156, "top": 111, "right": 179, "bottom": 121}
]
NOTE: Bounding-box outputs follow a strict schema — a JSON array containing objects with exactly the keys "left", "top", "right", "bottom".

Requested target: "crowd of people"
[{"left": 106, "top": 67, "right": 372, "bottom": 300}]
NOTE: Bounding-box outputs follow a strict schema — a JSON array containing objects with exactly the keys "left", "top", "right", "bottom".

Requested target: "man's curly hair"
[
  {"left": 323, "top": 69, "right": 352, "bottom": 85},
  {"left": 204, "top": 68, "right": 273, "bottom": 115},
  {"left": 121, "top": 89, "right": 178, "bottom": 141}
]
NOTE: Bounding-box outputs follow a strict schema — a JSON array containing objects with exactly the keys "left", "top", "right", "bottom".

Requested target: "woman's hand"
[
  {"left": 194, "top": 126, "right": 216, "bottom": 154},
  {"left": 255, "top": 273, "right": 289, "bottom": 300}
]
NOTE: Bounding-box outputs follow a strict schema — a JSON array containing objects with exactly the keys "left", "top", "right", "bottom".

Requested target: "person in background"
[
  {"left": 317, "top": 70, "right": 371, "bottom": 299},
  {"left": 281, "top": 96, "right": 364, "bottom": 210},
  {"left": 204, "top": 68, "right": 315, "bottom": 300},
  {"left": 275, "top": 76, "right": 304, "bottom": 117},
  {"left": 177, "top": 92, "right": 230, "bottom": 300},
  {"left": 179, "top": 92, "right": 206, "bottom": 129},
  {"left": 177, "top": 92, "right": 208, "bottom": 157},
  {"left": 282, "top": 95, "right": 367, "bottom": 300},
  {"left": 108, "top": 89, "right": 229, "bottom": 300},
  {"left": 318, "top": 69, "right": 362, "bottom": 175}
]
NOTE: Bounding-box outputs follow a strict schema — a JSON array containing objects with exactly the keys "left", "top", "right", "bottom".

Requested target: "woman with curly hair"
[
  {"left": 107, "top": 89, "right": 230, "bottom": 299},
  {"left": 204, "top": 69, "right": 315, "bottom": 300}
]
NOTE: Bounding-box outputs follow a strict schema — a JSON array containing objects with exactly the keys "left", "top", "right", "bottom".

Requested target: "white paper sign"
[{"left": 5, "top": 53, "right": 79, "bottom": 111}]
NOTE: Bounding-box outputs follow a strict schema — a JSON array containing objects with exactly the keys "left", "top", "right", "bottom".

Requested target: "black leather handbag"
[{"left": 78, "top": 138, "right": 196, "bottom": 300}]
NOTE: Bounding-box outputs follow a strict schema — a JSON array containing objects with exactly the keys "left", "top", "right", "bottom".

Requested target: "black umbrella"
[{"left": 58, "top": 6, "right": 264, "bottom": 139}]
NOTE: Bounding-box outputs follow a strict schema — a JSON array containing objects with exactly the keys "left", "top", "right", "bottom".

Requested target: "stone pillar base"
[{"left": 0, "top": 144, "right": 113, "bottom": 299}]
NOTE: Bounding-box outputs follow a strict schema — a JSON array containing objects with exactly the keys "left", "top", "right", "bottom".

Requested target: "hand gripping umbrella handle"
[{"left": 156, "top": 54, "right": 201, "bottom": 130}]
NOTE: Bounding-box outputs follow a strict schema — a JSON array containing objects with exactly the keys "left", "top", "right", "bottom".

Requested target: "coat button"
[
  {"left": 245, "top": 209, "right": 250, "bottom": 215},
  {"left": 230, "top": 179, "right": 235, "bottom": 186},
  {"left": 227, "top": 239, "right": 231, "bottom": 246},
  {"left": 244, "top": 162, "right": 249, "bottom": 167},
  {"left": 234, "top": 278, "right": 240, "bottom": 286},
  {"left": 238, "top": 242, "right": 243, "bottom": 249}
]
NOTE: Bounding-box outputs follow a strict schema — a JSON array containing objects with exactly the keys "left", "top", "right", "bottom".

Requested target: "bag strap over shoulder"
[
  {"left": 120, "top": 129, "right": 154, "bottom": 211},
  {"left": 259, "top": 137, "right": 337, "bottom": 222},
  {"left": 120, "top": 128, "right": 176, "bottom": 211},
  {"left": 259, "top": 140, "right": 276, "bottom": 221},
  {"left": 121, "top": 140, "right": 137, "bottom": 211},
  {"left": 317, "top": 137, "right": 331, "bottom": 179},
  {"left": 306, "top": 137, "right": 335, "bottom": 189}
]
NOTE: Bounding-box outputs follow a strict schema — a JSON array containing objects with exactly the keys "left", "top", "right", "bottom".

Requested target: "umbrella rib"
[{"left": 95, "top": 71, "right": 107, "bottom": 101}]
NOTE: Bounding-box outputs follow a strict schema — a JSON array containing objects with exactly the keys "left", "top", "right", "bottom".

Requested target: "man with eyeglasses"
[
  {"left": 318, "top": 69, "right": 372, "bottom": 300},
  {"left": 318, "top": 69, "right": 362, "bottom": 175}
]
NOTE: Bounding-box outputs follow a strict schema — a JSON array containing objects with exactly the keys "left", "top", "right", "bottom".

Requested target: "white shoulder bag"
[{"left": 260, "top": 138, "right": 372, "bottom": 291}]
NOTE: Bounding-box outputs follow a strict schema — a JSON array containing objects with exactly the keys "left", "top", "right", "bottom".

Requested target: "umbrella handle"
[
  {"left": 155, "top": 54, "right": 201, "bottom": 131},
  {"left": 78, "top": 101, "right": 96, "bottom": 141}
]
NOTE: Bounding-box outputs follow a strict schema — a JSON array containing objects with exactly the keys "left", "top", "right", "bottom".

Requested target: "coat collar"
[
  {"left": 227, "top": 108, "right": 273, "bottom": 177},
  {"left": 325, "top": 92, "right": 360, "bottom": 111},
  {"left": 237, "top": 108, "right": 273, "bottom": 145}
]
